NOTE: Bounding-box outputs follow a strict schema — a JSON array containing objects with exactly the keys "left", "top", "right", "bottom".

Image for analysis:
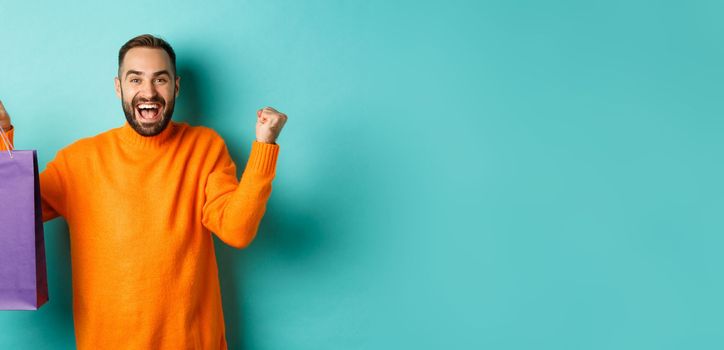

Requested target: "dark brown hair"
[{"left": 118, "top": 34, "right": 176, "bottom": 76}]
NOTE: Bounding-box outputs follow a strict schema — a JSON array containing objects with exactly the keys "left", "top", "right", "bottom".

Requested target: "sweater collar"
[{"left": 119, "top": 119, "right": 177, "bottom": 149}]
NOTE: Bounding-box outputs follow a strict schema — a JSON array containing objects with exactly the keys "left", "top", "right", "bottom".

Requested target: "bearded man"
[{"left": 0, "top": 34, "right": 287, "bottom": 349}]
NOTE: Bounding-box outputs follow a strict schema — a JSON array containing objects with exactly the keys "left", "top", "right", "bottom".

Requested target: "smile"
[{"left": 136, "top": 103, "right": 162, "bottom": 121}]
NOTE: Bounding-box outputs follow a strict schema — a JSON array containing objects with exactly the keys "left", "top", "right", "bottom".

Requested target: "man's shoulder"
[
  {"left": 181, "top": 123, "right": 223, "bottom": 140},
  {"left": 177, "top": 122, "right": 227, "bottom": 148},
  {"left": 59, "top": 124, "right": 122, "bottom": 153},
  {"left": 56, "top": 122, "right": 227, "bottom": 157}
]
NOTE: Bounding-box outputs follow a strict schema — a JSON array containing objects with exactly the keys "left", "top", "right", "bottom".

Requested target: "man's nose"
[{"left": 139, "top": 80, "right": 158, "bottom": 97}]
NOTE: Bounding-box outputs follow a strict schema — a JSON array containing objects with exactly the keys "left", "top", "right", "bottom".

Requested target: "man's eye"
[
  {"left": 130, "top": 78, "right": 140, "bottom": 83},
  {"left": 155, "top": 79, "right": 167, "bottom": 84}
]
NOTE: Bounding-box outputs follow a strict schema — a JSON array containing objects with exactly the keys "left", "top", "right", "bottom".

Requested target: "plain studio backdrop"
[{"left": 1, "top": 0, "right": 723, "bottom": 349}]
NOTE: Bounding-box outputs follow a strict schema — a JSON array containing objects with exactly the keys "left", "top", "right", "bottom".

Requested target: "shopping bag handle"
[{"left": 0, "top": 126, "right": 14, "bottom": 159}]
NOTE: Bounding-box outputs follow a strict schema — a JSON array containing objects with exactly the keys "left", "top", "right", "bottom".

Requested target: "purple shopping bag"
[{"left": 0, "top": 149, "right": 49, "bottom": 310}]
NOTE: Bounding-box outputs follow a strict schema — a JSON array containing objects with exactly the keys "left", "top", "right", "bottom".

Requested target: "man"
[{"left": 0, "top": 34, "right": 287, "bottom": 349}]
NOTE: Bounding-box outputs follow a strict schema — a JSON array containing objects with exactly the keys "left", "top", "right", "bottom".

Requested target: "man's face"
[{"left": 114, "top": 47, "right": 180, "bottom": 136}]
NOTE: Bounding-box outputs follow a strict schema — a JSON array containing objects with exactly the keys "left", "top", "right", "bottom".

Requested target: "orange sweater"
[{"left": 1, "top": 121, "right": 279, "bottom": 349}]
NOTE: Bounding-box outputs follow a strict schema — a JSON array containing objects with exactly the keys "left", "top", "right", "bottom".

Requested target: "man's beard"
[{"left": 120, "top": 89, "right": 175, "bottom": 137}]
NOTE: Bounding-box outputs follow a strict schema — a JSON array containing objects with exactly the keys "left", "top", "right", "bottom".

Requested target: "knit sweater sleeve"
[
  {"left": 39, "top": 149, "right": 67, "bottom": 222},
  {"left": 0, "top": 127, "right": 13, "bottom": 150},
  {"left": 202, "top": 140, "right": 279, "bottom": 248}
]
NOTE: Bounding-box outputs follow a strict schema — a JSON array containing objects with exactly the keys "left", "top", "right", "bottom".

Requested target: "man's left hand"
[{"left": 256, "top": 106, "right": 287, "bottom": 144}]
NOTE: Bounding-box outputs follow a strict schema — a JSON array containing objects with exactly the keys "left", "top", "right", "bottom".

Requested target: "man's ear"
[
  {"left": 175, "top": 75, "right": 181, "bottom": 98},
  {"left": 114, "top": 77, "right": 122, "bottom": 99}
]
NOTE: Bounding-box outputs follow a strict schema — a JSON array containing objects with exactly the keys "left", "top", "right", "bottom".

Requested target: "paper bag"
[{"left": 0, "top": 149, "right": 49, "bottom": 310}]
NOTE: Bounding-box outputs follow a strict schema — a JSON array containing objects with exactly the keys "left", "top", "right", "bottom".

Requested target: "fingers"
[
  {"left": 257, "top": 106, "right": 287, "bottom": 125},
  {"left": 0, "top": 100, "right": 10, "bottom": 126},
  {"left": 258, "top": 106, "right": 282, "bottom": 115},
  {"left": 255, "top": 106, "right": 287, "bottom": 143},
  {"left": 257, "top": 109, "right": 267, "bottom": 124}
]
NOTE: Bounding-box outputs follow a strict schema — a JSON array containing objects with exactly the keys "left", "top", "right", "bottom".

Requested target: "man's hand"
[
  {"left": 256, "top": 106, "right": 287, "bottom": 144},
  {"left": 0, "top": 100, "right": 12, "bottom": 131}
]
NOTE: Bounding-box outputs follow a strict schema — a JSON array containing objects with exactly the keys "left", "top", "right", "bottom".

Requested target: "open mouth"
[{"left": 136, "top": 103, "right": 163, "bottom": 122}]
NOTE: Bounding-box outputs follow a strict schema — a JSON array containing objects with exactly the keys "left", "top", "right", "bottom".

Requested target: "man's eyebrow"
[
  {"left": 125, "top": 70, "right": 143, "bottom": 78},
  {"left": 124, "top": 70, "right": 172, "bottom": 78},
  {"left": 152, "top": 70, "right": 171, "bottom": 77}
]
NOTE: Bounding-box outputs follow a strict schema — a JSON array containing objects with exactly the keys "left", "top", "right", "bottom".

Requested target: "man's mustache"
[{"left": 133, "top": 96, "right": 166, "bottom": 105}]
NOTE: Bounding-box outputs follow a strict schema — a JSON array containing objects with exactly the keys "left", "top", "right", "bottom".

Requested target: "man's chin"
[
  {"left": 130, "top": 116, "right": 171, "bottom": 137},
  {"left": 122, "top": 102, "right": 175, "bottom": 137},
  {"left": 137, "top": 118, "right": 162, "bottom": 128}
]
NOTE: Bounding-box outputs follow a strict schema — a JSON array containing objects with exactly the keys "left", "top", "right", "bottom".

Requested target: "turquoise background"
[{"left": 1, "top": 0, "right": 723, "bottom": 349}]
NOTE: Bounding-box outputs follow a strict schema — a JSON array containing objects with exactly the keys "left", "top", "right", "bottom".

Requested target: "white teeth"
[{"left": 138, "top": 104, "right": 159, "bottom": 109}]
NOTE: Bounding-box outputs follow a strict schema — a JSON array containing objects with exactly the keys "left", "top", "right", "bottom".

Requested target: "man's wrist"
[{"left": 1, "top": 125, "right": 12, "bottom": 132}]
